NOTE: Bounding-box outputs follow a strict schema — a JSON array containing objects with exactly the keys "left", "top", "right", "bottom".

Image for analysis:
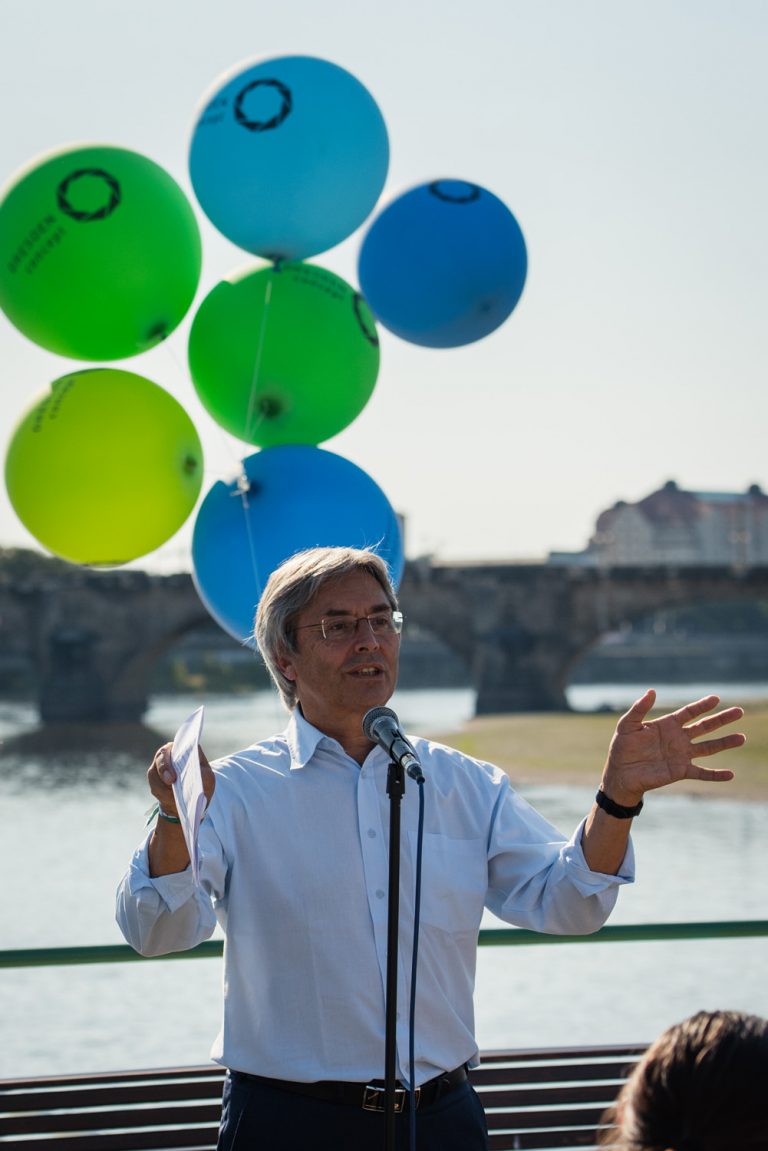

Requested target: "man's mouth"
[{"left": 348, "top": 665, "right": 384, "bottom": 677}]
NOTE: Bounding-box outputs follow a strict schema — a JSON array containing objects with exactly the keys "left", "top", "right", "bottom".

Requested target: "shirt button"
[
  {"left": 376, "top": 889, "right": 385, "bottom": 900},
  {"left": 367, "top": 829, "right": 377, "bottom": 838}
]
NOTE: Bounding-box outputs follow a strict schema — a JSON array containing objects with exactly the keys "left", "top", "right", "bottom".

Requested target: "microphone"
[{"left": 363, "top": 706, "right": 425, "bottom": 783}]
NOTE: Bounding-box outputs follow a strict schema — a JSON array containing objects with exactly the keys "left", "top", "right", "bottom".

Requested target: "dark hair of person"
[{"left": 599, "top": 1010, "right": 768, "bottom": 1150}]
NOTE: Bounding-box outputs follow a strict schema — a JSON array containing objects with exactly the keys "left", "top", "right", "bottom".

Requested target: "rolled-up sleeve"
[
  {"left": 485, "top": 782, "right": 634, "bottom": 935},
  {"left": 115, "top": 826, "right": 225, "bottom": 957}
]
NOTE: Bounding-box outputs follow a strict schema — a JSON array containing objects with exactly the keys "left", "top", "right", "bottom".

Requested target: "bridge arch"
[
  {"left": 399, "top": 562, "right": 768, "bottom": 712},
  {"left": 3, "top": 555, "right": 768, "bottom": 721},
  {"left": 564, "top": 594, "right": 768, "bottom": 702}
]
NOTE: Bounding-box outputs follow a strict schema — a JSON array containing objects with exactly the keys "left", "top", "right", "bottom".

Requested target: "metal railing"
[{"left": 3, "top": 920, "right": 767, "bottom": 969}]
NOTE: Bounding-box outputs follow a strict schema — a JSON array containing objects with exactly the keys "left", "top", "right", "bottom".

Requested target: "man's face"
[{"left": 277, "top": 570, "right": 400, "bottom": 733}]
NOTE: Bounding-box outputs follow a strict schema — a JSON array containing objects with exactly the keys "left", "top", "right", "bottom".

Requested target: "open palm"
[{"left": 604, "top": 689, "right": 746, "bottom": 803}]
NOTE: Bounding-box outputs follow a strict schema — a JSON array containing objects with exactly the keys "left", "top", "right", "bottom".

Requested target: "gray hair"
[{"left": 255, "top": 547, "right": 399, "bottom": 710}]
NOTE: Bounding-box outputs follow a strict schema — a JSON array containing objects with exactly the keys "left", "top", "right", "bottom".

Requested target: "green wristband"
[{"left": 145, "top": 802, "right": 181, "bottom": 826}]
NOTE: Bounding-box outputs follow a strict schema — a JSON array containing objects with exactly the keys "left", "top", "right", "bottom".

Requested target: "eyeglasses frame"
[{"left": 293, "top": 610, "right": 404, "bottom": 643}]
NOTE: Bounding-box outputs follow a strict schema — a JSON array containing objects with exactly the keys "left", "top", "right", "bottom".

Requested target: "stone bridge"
[
  {"left": 2, "top": 557, "right": 767, "bottom": 722},
  {"left": 400, "top": 561, "right": 768, "bottom": 711}
]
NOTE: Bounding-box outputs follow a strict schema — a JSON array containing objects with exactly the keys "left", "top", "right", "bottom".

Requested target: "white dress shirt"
[{"left": 116, "top": 709, "right": 633, "bottom": 1086}]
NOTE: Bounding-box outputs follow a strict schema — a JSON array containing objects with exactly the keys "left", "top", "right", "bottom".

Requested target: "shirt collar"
[
  {"left": 284, "top": 707, "right": 387, "bottom": 771},
  {"left": 285, "top": 706, "right": 339, "bottom": 770}
]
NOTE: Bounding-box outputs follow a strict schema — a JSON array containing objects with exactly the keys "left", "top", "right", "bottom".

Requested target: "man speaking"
[{"left": 117, "top": 546, "right": 745, "bottom": 1151}]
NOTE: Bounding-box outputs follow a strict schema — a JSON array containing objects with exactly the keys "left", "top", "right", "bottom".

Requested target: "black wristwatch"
[{"left": 595, "top": 787, "right": 644, "bottom": 819}]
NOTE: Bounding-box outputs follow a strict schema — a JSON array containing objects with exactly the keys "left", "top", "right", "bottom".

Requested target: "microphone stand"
[{"left": 384, "top": 757, "right": 405, "bottom": 1151}]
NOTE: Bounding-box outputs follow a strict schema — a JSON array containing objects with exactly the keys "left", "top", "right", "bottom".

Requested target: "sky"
[{"left": 1, "top": 0, "right": 767, "bottom": 571}]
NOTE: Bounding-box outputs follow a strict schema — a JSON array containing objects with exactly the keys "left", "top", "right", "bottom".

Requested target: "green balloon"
[
  {"left": 0, "top": 145, "right": 201, "bottom": 360},
  {"left": 5, "top": 368, "right": 204, "bottom": 565},
  {"left": 187, "top": 261, "right": 380, "bottom": 446}
]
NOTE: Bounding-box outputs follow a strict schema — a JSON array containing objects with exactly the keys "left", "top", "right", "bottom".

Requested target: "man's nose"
[{"left": 354, "top": 618, "right": 380, "bottom": 648}]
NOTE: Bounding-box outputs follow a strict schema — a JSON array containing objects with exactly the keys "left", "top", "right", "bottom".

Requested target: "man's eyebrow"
[{"left": 322, "top": 602, "right": 392, "bottom": 617}]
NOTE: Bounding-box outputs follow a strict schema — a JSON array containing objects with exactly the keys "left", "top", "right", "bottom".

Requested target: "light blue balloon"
[
  {"left": 189, "top": 56, "right": 389, "bottom": 261},
  {"left": 191, "top": 445, "right": 404, "bottom": 645},
  {"left": 358, "top": 179, "right": 527, "bottom": 348}
]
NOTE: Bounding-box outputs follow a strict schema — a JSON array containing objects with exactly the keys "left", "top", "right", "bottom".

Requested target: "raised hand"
[
  {"left": 148, "top": 741, "right": 216, "bottom": 815},
  {"left": 147, "top": 743, "right": 216, "bottom": 878},
  {"left": 601, "top": 689, "right": 746, "bottom": 806}
]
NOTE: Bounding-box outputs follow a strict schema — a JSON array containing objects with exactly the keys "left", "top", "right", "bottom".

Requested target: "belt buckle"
[{"left": 362, "top": 1085, "right": 419, "bottom": 1112}]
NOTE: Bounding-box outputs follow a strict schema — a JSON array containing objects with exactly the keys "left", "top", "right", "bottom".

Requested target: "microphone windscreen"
[{"left": 362, "top": 705, "right": 397, "bottom": 740}]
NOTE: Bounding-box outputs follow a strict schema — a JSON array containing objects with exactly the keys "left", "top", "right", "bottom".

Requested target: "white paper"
[{"left": 170, "top": 705, "right": 206, "bottom": 886}]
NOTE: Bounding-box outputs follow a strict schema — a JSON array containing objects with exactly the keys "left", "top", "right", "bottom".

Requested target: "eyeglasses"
[{"left": 294, "top": 611, "right": 404, "bottom": 644}]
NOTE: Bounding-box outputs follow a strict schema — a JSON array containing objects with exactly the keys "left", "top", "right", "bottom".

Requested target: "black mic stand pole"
[{"left": 384, "top": 757, "right": 405, "bottom": 1151}]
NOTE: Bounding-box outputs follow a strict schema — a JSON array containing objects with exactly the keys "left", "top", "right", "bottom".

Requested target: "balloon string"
[
  {"left": 238, "top": 263, "right": 280, "bottom": 612},
  {"left": 244, "top": 265, "right": 275, "bottom": 441},
  {"left": 233, "top": 468, "right": 264, "bottom": 623}
]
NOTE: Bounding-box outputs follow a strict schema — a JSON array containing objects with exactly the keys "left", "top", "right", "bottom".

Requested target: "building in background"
[{"left": 550, "top": 480, "right": 768, "bottom": 566}]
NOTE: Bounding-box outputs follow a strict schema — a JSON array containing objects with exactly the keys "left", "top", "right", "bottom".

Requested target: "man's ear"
[{"left": 275, "top": 651, "right": 297, "bottom": 682}]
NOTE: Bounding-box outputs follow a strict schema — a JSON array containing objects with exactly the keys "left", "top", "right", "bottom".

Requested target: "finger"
[
  {"left": 689, "top": 732, "right": 746, "bottom": 757},
  {"left": 683, "top": 707, "right": 745, "bottom": 737},
  {"left": 615, "top": 688, "right": 656, "bottom": 731},
  {"left": 671, "top": 695, "right": 721, "bottom": 725},
  {"left": 154, "top": 744, "right": 176, "bottom": 786},
  {"left": 688, "top": 764, "right": 735, "bottom": 783},
  {"left": 198, "top": 746, "right": 216, "bottom": 804}
]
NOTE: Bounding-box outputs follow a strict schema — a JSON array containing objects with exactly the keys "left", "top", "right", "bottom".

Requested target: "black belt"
[{"left": 230, "top": 1064, "right": 468, "bottom": 1112}]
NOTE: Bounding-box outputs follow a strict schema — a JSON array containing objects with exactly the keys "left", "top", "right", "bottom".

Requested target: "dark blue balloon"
[
  {"left": 358, "top": 179, "right": 527, "bottom": 348},
  {"left": 192, "top": 445, "right": 404, "bottom": 645}
]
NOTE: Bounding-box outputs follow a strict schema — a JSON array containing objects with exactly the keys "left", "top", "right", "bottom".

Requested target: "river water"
[{"left": 1, "top": 685, "right": 766, "bottom": 1079}]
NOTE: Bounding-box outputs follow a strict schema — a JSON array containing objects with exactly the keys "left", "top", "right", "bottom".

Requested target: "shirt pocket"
[{"left": 408, "top": 831, "right": 488, "bottom": 935}]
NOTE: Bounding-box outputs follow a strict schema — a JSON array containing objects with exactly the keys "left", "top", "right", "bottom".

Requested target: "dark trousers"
[{"left": 217, "top": 1071, "right": 489, "bottom": 1151}]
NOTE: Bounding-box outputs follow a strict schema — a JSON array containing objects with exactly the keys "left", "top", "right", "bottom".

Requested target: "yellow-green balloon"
[
  {"left": 0, "top": 145, "right": 202, "bottom": 360},
  {"left": 5, "top": 369, "right": 204, "bottom": 565},
  {"left": 188, "top": 261, "right": 380, "bottom": 446}
]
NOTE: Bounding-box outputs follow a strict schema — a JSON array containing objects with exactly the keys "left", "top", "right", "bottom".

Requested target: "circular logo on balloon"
[
  {"left": 234, "top": 78, "right": 292, "bottom": 132},
  {"left": 56, "top": 169, "right": 122, "bottom": 221},
  {"left": 352, "top": 291, "right": 379, "bottom": 348},
  {"left": 428, "top": 180, "right": 480, "bottom": 204}
]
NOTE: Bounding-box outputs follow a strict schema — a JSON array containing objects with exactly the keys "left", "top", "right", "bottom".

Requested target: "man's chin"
[{"left": 347, "top": 674, "right": 395, "bottom": 708}]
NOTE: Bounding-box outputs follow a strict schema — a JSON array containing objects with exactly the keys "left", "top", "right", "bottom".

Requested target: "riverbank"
[
  {"left": 1, "top": 689, "right": 764, "bottom": 798},
  {"left": 431, "top": 698, "right": 768, "bottom": 801}
]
